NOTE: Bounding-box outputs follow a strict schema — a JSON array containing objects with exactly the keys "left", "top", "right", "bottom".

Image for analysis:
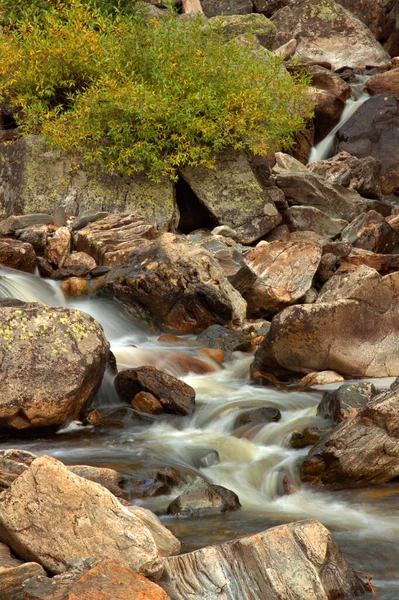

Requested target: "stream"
[{"left": 0, "top": 265, "right": 398, "bottom": 598}]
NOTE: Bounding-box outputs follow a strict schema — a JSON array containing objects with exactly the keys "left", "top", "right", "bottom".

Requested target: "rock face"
[
  {"left": 0, "top": 135, "right": 178, "bottom": 229},
  {"left": 335, "top": 94, "right": 399, "bottom": 196},
  {"left": 252, "top": 269, "right": 399, "bottom": 377},
  {"left": 275, "top": 171, "right": 381, "bottom": 222},
  {"left": 75, "top": 212, "right": 159, "bottom": 267},
  {"left": 0, "top": 302, "right": 109, "bottom": 429},
  {"left": 271, "top": 0, "right": 390, "bottom": 70},
  {"left": 115, "top": 366, "right": 196, "bottom": 416},
  {"left": 0, "top": 238, "right": 36, "bottom": 272},
  {"left": 181, "top": 151, "right": 282, "bottom": 245},
  {"left": 244, "top": 239, "right": 322, "bottom": 316},
  {"left": 90, "top": 233, "right": 247, "bottom": 334},
  {"left": 301, "top": 383, "right": 399, "bottom": 486},
  {"left": 159, "top": 519, "right": 367, "bottom": 599},
  {"left": 0, "top": 456, "right": 163, "bottom": 576}
]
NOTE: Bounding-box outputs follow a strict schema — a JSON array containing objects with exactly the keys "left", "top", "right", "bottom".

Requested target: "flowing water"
[{"left": 0, "top": 265, "right": 398, "bottom": 598}]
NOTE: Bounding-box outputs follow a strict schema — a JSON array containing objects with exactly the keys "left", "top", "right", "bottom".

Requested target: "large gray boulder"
[
  {"left": 0, "top": 135, "right": 178, "bottom": 229},
  {"left": 181, "top": 151, "right": 282, "bottom": 245},
  {"left": 159, "top": 519, "right": 367, "bottom": 599},
  {"left": 271, "top": 0, "right": 390, "bottom": 70},
  {"left": 252, "top": 269, "right": 399, "bottom": 377},
  {"left": 0, "top": 456, "right": 164, "bottom": 576},
  {"left": 0, "top": 302, "right": 109, "bottom": 430}
]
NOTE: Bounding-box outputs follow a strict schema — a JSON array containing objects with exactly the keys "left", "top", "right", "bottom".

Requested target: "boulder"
[
  {"left": 0, "top": 214, "right": 51, "bottom": 236},
  {"left": 0, "top": 238, "right": 36, "bottom": 272},
  {"left": 310, "top": 88, "right": 345, "bottom": 143},
  {"left": 316, "top": 264, "right": 377, "bottom": 303},
  {"left": 366, "top": 67, "right": 399, "bottom": 100},
  {"left": 0, "top": 135, "right": 178, "bottom": 229},
  {"left": 289, "top": 206, "right": 348, "bottom": 238},
  {"left": 127, "top": 506, "right": 181, "bottom": 557},
  {"left": 275, "top": 171, "right": 382, "bottom": 222},
  {"left": 208, "top": 14, "right": 276, "bottom": 48},
  {"left": 63, "top": 251, "right": 97, "bottom": 272},
  {"left": 0, "top": 456, "right": 163, "bottom": 576},
  {"left": 22, "top": 558, "right": 171, "bottom": 600},
  {"left": 75, "top": 212, "right": 159, "bottom": 267},
  {"left": 335, "top": 0, "right": 396, "bottom": 47},
  {"left": 288, "top": 426, "right": 322, "bottom": 449},
  {"left": 244, "top": 239, "right": 322, "bottom": 316},
  {"left": 307, "top": 151, "right": 382, "bottom": 200},
  {"left": 167, "top": 476, "right": 241, "bottom": 517},
  {"left": 159, "top": 519, "right": 368, "bottom": 599},
  {"left": 0, "top": 562, "right": 46, "bottom": 600},
  {"left": 301, "top": 383, "right": 399, "bottom": 486},
  {"left": 71, "top": 209, "right": 109, "bottom": 231},
  {"left": 0, "top": 302, "right": 109, "bottom": 430},
  {"left": 309, "top": 65, "right": 351, "bottom": 101},
  {"left": 318, "top": 382, "right": 378, "bottom": 423},
  {"left": 15, "top": 224, "right": 49, "bottom": 251},
  {"left": 335, "top": 94, "right": 399, "bottom": 195},
  {"left": 129, "top": 467, "right": 189, "bottom": 499},
  {"left": 61, "top": 277, "right": 90, "bottom": 297},
  {"left": 197, "top": 324, "right": 252, "bottom": 356},
  {"left": 115, "top": 366, "right": 196, "bottom": 416},
  {"left": 271, "top": 0, "right": 390, "bottom": 70},
  {"left": 89, "top": 233, "right": 247, "bottom": 334},
  {"left": 44, "top": 226, "right": 71, "bottom": 268},
  {"left": 252, "top": 269, "right": 399, "bottom": 377},
  {"left": 181, "top": 151, "right": 282, "bottom": 245},
  {"left": 340, "top": 210, "right": 399, "bottom": 253},
  {"left": 299, "top": 370, "right": 345, "bottom": 386}
]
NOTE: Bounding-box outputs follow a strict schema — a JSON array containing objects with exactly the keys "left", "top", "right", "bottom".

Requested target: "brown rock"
[
  {"left": 310, "top": 65, "right": 351, "bottom": 101},
  {"left": 288, "top": 426, "right": 322, "bottom": 449},
  {"left": 17, "top": 224, "right": 48, "bottom": 251},
  {"left": 68, "top": 465, "right": 125, "bottom": 497},
  {"left": 317, "top": 382, "right": 377, "bottom": 423},
  {"left": 341, "top": 209, "right": 399, "bottom": 253},
  {"left": 0, "top": 562, "right": 46, "bottom": 599},
  {"left": 159, "top": 519, "right": 367, "bottom": 599},
  {"left": 200, "top": 348, "right": 225, "bottom": 364},
  {"left": 167, "top": 476, "right": 241, "bottom": 517},
  {"left": 115, "top": 366, "right": 196, "bottom": 416},
  {"left": 289, "top": 206, "right": 348, "bottom": 238},
  {"left": 0, "top": 238, "right": 36, "bottom": 273},
  {"left": 127, "top": 506, "right": 181, "bottom": 557},
  {"left": 366, "top": 67, "right": 399, "bottom": 99},
  {"left": 0, "top": 303, "right": 109, "bottom": 430},
  {"left": 244, "top": 239, "right": 322, "bottom": 316},
  {"left": 44, "top": 226, "right": 71, "bottom": 268},
  {"left": 157, "top": 352, "right": 217, "bottom": 376},
  {"left": 310, "top": 88, "right": 345, "bottom": 144},
  {"left": 63, "top": 252, "right": 97, "bottom": 272},
  {"left": 0, "top": 456, "right": 163, "bottom": 576},
  {"left": 299, "top": 370, "right": 345, "bottom": 386},
  {"left": 132, "top": 391, "right": 164, "bottom": 415},
  {"left": 61, "top": 277, "right": 89, "bottom": 297}
]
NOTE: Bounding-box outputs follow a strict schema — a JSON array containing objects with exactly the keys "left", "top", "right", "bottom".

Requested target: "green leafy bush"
[{"left": 0, "top": 0, "right": 313, "bottom": 179}]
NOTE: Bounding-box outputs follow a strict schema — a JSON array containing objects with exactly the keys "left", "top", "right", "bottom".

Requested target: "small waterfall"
[{"left": 308, "top": 75, "right": 370, "bottom": 164}]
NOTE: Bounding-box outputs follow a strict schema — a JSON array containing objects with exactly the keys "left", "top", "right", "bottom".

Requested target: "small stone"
[{"left": 61, "top": 277, "right": 89, "bottom": 297}]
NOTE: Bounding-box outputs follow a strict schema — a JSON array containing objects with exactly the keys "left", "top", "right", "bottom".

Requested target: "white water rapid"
[{"left": 0, "top": 265, "right": 398, "bottom": 598}]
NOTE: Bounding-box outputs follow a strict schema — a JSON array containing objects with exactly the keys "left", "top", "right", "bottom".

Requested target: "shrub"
[{"left": 0, "top": 0, "right": 313, "bottom": 179}]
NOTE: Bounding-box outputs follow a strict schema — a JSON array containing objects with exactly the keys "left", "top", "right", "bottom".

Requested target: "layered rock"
[
  {"left": 159, "top": 519, "right": 367, "bottom": 599},
  {"left": 90, "top": 233, "right": 247, "bottom": 334},
  {"left": 271, "top": 0, "right": 390, "bottom": 70},
  {"left": 0, "top": 456, "right": 164, "bottom": 576},
  {"left": 252, "top": 269, "right": 399, "bottom": 377},
  {"left": 244, "top": 238, "right": 322, "bottom": 316},
  {"left": 181, "top": 151, "right": 282, "bottom": 245},
  {"left": 335, "top": 94, "right": 399, "bottom": 195},
  {"left": 301, "top": 383, "right": 399, "bottom": 486},
  {"left": 0, "top": 302, "right": 109, "bottom": 430}
]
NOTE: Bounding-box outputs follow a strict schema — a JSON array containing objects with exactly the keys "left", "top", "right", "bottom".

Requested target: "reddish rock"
[
  {"left": 44, "top": 226, "right": 71, "bottom": 268},
  {"left": 63, "top": 251, "right": 97, "bottom": 272},
  {"left": 0, "top": 238, "right": 36, "bottom": 273},
  {"left": 132, "top": 391, "right": 164, "bottom": 415},
  {"left": 366, "top": 67, "right": 399, "bottom": 100},
  {"left": 200, "top": 348, "right": 225, "bottom": 364},
  {"left": 61, "top": 277, "right": 89, "bottom": 297}
]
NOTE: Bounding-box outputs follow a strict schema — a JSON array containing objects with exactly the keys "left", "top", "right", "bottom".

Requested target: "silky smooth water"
[{"left": 0, "top": 265, "right": 398, "bottom": 598}]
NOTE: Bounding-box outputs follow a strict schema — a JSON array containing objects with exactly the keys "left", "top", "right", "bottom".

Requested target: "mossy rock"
[{"left": 208, "top": 13, "right": 276, "bottom": 49}]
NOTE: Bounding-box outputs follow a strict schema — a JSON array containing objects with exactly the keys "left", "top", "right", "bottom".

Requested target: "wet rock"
[
  {"left": 129, "top": 468, "right": 190, "bottom": 499},
  {"left": 61, "top": 277, "right": 89, "bottom": 297},
  {"left": 115, "top": 366, "right": 196, "bottom": 416},
  {"left": 311, "top": 88, "right": 345, "bottom": 143},
  {"left": 36, "top": 257, "right": 53, "bottom": 278},
  {"left": 0, "top": 214, "right": 51, "bottom": 236},
  {"left": 157, "top": 351, "right": 218, "bottom": 377},
  {"left": 341, "top": 210, "right": 399, "bottom": 253},
  {"left": 288, "top": 426, "right": 322, "bottom": 449},
  {"left": 275, "top": 171, "right": 382, "bottom": 222},
  {"left": 159, "top": 519, "right": 368, "bottom": 599},
  {"left": 167, "top": 476, "right": 241, "bottom": 517},
  {"left": 16, "top": 224, "right": 48, "bottom": 251},
  {"left": 289, "top": 205, "right": 348, "bottom": 238},
  {"left": 318, "top": 382, "right": 378, "bottom": 423},
  {"left": 90, "top": 233, "right": 246, "bottom": 334},
  {"left": 0, "top": 303, "right": 109, "bottom": 430},
  {"left": 299, "top": 370, "right": 345, "bottom": 386},
  {"left": 309, "top": 65, "right": 351, "bottom": 101},
  {"left": 0, "top": 455, "right": 163, "bottom": 576},
  {"left": 252, "top": 269, "right": 399, "bottom": 378},
  {"left": 23, "top": 558, "right": 171, "bottom": 600},
  {"left": 44, "top": 226, "right": 71, "bottom": 268},
  {"left": 271, "top": 0, "right": 390, "bottom": 70},
  {"left": 197, "top": 324, "right": 251, "bottom": 356},
  {"left": 75, "top": 212, "right": 158, "bottom": 267},
  {"left": 335, "top": 94, "right": 399, "bottom": 196},
  {"left": 234, "top": 406, "right": 281, "bottom": 428},
  {"left": 200, "top": 348, "right": 225, "bottom": 364},
  {"left": 201, "top": 0, "right": 252, "bottom": 17},
  {"left": 87, "top": 265, "right": 110, "bottom": 278},
  {"left": 181, "top": 151, "right": 282, "bottom": 245},
  {"left": 208, "top": 14, "right": 276, "bottom": 48},
  {"left": 132, "top": 391, "right": 164, "bottom": 415},
  {"left": 127, "top": 506, "right": 181, "bottom": 558},
  {"left": 244, "top": 239, "right": 322, "bottom": 317},
  {"left": 0, "top": 562, "right": 46, "bottom": 600},
  {"left": 308, "top": 152, "right": 383, "bottom": 200},
  {"left": 0, "top": 238, "right": 36, "bottom": 273},
  {"left": 301, "top": 383, "right": 399, "bottom": 486}
]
